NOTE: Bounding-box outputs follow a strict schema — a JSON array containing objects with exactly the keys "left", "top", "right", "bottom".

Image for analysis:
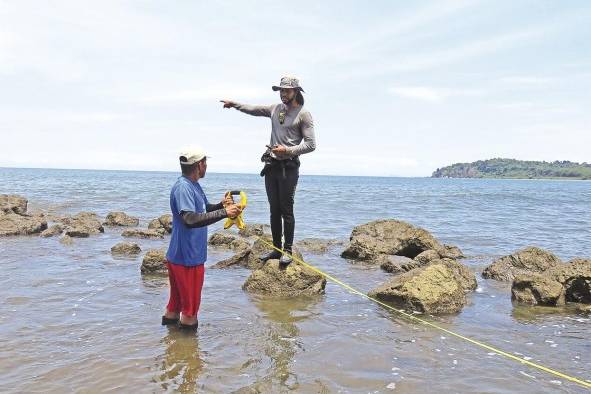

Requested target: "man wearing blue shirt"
[{"left": 162, "top": 147, "right": 242, "bottom": 329}]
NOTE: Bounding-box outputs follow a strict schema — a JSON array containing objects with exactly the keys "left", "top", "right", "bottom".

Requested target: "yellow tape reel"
[{"left": 223, "top": 191, "right": 247, "bottom": 230}]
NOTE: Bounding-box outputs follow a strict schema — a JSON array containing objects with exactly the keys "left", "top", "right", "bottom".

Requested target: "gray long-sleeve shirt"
[{"left": 234, "top": 103, "right": 316, "bottom": 160}]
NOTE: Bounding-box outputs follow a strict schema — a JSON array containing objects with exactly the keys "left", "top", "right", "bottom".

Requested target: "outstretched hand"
[{"left": 220, "top": 100, "right": 236, "bottom": 109}]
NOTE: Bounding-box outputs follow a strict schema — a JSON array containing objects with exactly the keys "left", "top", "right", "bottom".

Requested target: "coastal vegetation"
[{"left": 432, "top": 158, "right": 591, "bottom": 179}]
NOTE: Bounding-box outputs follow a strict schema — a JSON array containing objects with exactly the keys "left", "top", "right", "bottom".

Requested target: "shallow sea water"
[{"left": 1, "top": 168, "right": 590, "bottom": 393}]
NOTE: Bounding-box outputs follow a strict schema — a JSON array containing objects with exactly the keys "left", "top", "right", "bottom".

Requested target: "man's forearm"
[
  {"left": 234, "top": 103, "right": 273, "bottom": 117},
  {"left": 181, "top": 209, "right": 227, "bottom": 228},
  {"left": 206, "top": 202, "right": 224, "bottom": 212}
]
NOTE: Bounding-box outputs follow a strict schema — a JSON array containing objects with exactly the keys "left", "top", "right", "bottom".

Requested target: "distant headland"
[{"left": 432, "top": 158, "right": 591, "bottom": 180}]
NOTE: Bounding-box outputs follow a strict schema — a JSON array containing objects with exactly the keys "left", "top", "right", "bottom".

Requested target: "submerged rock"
[
  {"left": 341, "top": 220, "right": 443, "bottom": 261},
  {"left": 40, "top": 224, "right": 64, "bottom": 238},
  {"left": 121, "top": 229, "right": 163, "bottom": 239},
  {"left": 0, "top": 212, "right": 47, "bottom": 236},
  {"left": 208, "top": 232, "right": 250, "bottom": 251},
  {"left": 141, "top": 249, "right": 167, "bottom": 275},
  {"left": 369, "top": 260, "right": 474, "bottom": 314},
  {"left": 242, "top": 259, "right": 326, "bottom": 297},
  {"left": 60, "top": 235, "right": 74, "bottom": 245},
  {"left": 104, "top": 211, "right": 139, "bottom": 227},
  {"left": 111, "top": 242, "right": 141, "bottom": 256},
  {"left": 482, "top": 246, "right": 562, "bottom": 282},
  {"left": 0, "top": 194, "right": 28, "bottom": 215},
  {"left": 148, "top": 214, "right": 172, "bottom": 234}
]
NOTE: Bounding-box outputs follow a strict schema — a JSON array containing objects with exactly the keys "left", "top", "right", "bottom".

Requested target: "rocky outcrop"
[
  {"left": 438, "top": 244, "right": 465, "bottom": 259},
  {"left": 511, "top": 274, "right": 565, "bottom": 306},
  {"left": 242, "top": 259, "right": 326, "bottom": 297},
  {"left": 104, "top": 211, "right": 139, "bottom": 227},
  {"left": 413, "top": 249, "right": 441, "bottom": 265},
  {"left": 0, "top": 194, "right": 28, "bottom": 215},
  {"left": 58, "top": 212, "right": 104, "bottom": 237},
  {"left": 148, "top": 214, "right": 172, "bottom": 234},
  {"left": 295, "top": 238, "right": 341, "bottom": 254},
  {"left": 341, "top": 220, "right": 444, "bottom": 261},
  {"left": 111, "top": 242, "right": 141, "bottom": 256},
  {"left": 208, "top": 232, "right": 250, "bottom": 251},
  {"left": 511, "top": 258, "right": 590, "bottom": 306},
  {"left": 238, "top": 223, "right": 269, "bottom": 238},
  {"left": 548, "top": 258, "right": 591, "bottom": 304},
  {"left": 121, "top": 229, "right": 163, "bottom": 239},
  {"left": 369, "top": 259, "right": 476, "bottom": 314},
  {"left": 482, "top": 247, "right": 562, "bottom": 282},
  {"left": 211, "top": 235, "right": 299, "bottom": 270},
  {"left": 379, "top": 255, "right": 420, "bottom": 274},
  {"left": 0, "top": 212, "right": 47, "bottom": 236},
  {"left": 141, "top": 249, "right": 167, "bottom": 275},
  {"left": 211, "top": 248, "right": 251, "bottom": 269},
  {"left": 40, "top": 224, "right": 64, "bottom": 238}
]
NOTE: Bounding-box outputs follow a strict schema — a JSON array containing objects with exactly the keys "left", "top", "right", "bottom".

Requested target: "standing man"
[
  {"left": 162, "top": 147, "right": 242, "bottom": 329},
  {"left": 221, "top": 76, "right": 316, "bottom": 265}
]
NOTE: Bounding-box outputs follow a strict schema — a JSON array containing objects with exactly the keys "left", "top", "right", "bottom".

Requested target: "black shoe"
[
  {"left": 162, "top": 316, "right": 179, "bottom": 325},
  {"left": 260, "top": 250, "right": 281, "bottom": 262},
  {"left": 178, "top": 321, "right": 198, "bottom": 330},
  {"left": 279, "top": 251, "right": 293, "bottom": 265}
]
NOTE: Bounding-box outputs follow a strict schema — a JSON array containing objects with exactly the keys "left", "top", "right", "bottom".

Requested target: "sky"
[{"left": 0, "top": 0, "right": 590, "bottom": 176}]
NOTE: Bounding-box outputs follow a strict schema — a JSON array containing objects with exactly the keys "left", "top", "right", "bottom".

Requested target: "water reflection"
[
  {"left": 244, "top": 296, "right": 322, "bottom": 392},
  {"left": 155, "top": 327, "right": 204, "bottom": 393}
]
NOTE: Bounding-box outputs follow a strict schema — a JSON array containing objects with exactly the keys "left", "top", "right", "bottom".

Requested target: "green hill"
[{"left": 432, "top": 158, "right": 591, "bottom": 180}]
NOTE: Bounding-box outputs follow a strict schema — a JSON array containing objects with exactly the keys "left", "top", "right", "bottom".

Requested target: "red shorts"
[{"left": 166, "top": 261, "right": 205, "bottom": 318}]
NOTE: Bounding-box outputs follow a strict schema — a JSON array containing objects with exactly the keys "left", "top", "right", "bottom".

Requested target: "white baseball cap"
[{"left": 179, "top": 147, "right": 207, "bottom": 165}]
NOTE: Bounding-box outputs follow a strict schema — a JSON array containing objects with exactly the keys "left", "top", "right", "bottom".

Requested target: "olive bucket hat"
[{"left": 272, "top": 76, "right": 305, "bottom": 92}]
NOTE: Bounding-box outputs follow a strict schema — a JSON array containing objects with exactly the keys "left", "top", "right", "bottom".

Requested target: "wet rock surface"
[
  {"left": 238, "top": 223, "right": 269, "bottom": 238},
  {"left": 511, "top": 258, "right": 590, "bottom": 306},
  {"left": 121, "top": 229, "right": 164, "bottom": 239},
  {"left": 40, "top": 224, "right": 64, "bottom": 238},
  {"left": 242, "top": 259, "right": 326, "bottom": 297},
  {"left": 104, "top": 211, "right": 139, "bottom": 227},
  {"left": 369, "top": 260, "right": 474, "bottom": 314},
  {"left": 482, "top": 246, "right": 562, "bottom": 282},
  {"left": 141, "top": 249, "right": 167, "bottom": 275},
  {"left": 58, "top": 212, "right": 104, "bottom": 237},
  {"left": 208, "top": 232, "right": 250, "bottom": 251},
  {"left": 341, "top": 220, "right": 444, "bottom": 261},
  {"left": 0, "top": 212, "right": 48, "bottom": 236},
  {"left": 0, "top": 194, "right": 28, "bottom": 215},
  {"left": 111, "top": 242, "right": 141, "bottom": 256},
  {"left": 148, "top": 214, "right": 172, "bottom": 234}
]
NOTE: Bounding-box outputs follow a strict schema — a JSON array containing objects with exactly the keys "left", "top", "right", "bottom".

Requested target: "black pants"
[{"left": 264, "top": 161, "right": 299, "bottom": 251}]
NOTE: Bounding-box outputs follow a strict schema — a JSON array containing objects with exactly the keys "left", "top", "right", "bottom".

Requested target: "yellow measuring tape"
[
  {"left": 223, "top": 191, "right": 247, "bottom": 230},
  {"left": 257, "top": 238, "right": 591, "bottom": 390}
]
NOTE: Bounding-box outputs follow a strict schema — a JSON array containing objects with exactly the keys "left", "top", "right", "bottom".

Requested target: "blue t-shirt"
[{"left": 166, "top": 176, "right": 209, "bottom": 266}]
